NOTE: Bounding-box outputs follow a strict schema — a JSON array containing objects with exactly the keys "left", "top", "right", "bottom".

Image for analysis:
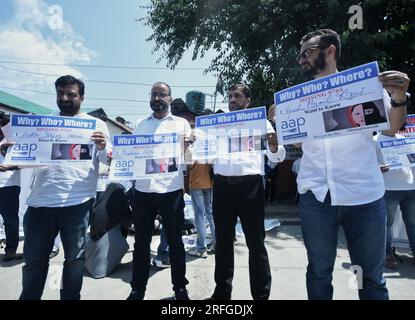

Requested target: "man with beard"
[
  {"left": 18, "top": 75, "right": 111, "bottom": 299},
  {"left": 127, "top": 82, "right": 192, "bottom": 300},
  {"left": 208, "top": 84, "right": 286, "bottom": 300},
  {"left": 296, "top": 29, "right": 410, "bottom": 300}
]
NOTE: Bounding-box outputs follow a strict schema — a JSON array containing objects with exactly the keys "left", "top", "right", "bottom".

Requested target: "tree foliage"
[{"left": 141, "top": 0, "right": 415, "bottom": 109}]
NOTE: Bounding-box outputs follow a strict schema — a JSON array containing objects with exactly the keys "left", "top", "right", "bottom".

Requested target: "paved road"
[{"left": 1, "top": 224, "right": 414, "bottom": 300}]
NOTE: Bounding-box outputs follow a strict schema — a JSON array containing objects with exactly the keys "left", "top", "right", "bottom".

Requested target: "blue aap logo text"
[
  {"left": 281, "top": 117, "right": 305, "bottom": 134},
  {"left": 115, "top": 160, "right": 134, "bottom": 174},
  {"left": 12, "top": 143, "right": 38, "bottom": 157}
]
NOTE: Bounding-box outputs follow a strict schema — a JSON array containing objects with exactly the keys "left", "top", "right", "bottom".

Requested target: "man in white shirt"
[
  {"left": 0, "top": 114, "right": 21, "bottom": 262},
  {"left": 127, "top": 82, "right": 192, "bottom": 300},
  {"left": 17, "top": 75, "right": 111, "bottom": 300},
  {"left": 296, "top": 29, "right": 409, "bottom": 300},
  {"left": 374, "top": 131, "right": 415, "bottom": 269},
  {"left": 209, "top": 84, "right": 286, "bottom": 300}
]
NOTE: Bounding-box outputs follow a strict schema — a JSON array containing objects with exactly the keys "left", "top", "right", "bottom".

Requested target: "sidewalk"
[{"left": 1, "top": 223, "right": 414, "bottom": 300}]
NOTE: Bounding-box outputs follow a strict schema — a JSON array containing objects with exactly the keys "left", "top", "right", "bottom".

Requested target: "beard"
[
  {"left": 150, "top": 100, "right": 169, "bottom": 113},
  {"left": 301, "top": 51, "right": 327, "bottom": 78},
  {"left": 58, "top": 101, "right": 80, "bottom": 115}
]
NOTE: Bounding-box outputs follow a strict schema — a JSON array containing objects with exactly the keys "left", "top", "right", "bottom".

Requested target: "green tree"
[{"left": 141, "top": 0, "right": 415, "bottom": 110}]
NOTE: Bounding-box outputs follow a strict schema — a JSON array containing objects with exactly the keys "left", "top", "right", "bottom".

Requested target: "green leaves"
[{"left": 142, "top": 0, "right": 415, "bottom": 109}]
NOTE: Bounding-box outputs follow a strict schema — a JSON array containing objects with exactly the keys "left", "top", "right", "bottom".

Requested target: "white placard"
[
  {"left": 109, "top": 133, "right": 181, "bottom": 180},
  {"left": 4, "top": 114, "right": 96, "bottom": 165},
  {"left": 379, "top": 137, "right": 415, "bottom": 169},
  {"left": 194, "top": 106, "right": 267, "bottom": 160},
  {"left": 274, "top": 61, "right": 390, "bottom": 144}
]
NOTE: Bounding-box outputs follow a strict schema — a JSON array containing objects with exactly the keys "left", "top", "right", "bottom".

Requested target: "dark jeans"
[
  {"left": 299, "top": 191, "right": 389, "bottom": 300},
  {"left": 131, "top": 189, "right": 188, "bottom": 292},
  {"left": 384, "top": 190, "right": 415, "bottom": 256},
  {"left": 212, "top": 175, "right": 271, "bottom": 300},
  {"left": 20, "top": 199, "right": 92, "bottom": 300},
  {"left": 0, "top": 186, "right": 20, "bottom": 254}
]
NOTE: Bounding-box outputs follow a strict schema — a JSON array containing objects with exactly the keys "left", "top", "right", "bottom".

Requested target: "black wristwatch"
[{"left": 391, "top": 92, "right": 411, "bottom": 108}]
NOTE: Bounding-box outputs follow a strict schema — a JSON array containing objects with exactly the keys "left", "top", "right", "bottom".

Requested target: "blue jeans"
[
  {"left": 20, "top": 199, "right": 92, "bottom": 300},
  {"left": 0, "top": 186, "right": 20, "bottom": 254},
  {"left": 384, "top": 190, "right": 415, "bottom": 256},
  {"left": 191, "top": 188, "right": 215, "bottom": 251},
  {"left": 299, "top": 191, "right": 388, "bottom": 300}
]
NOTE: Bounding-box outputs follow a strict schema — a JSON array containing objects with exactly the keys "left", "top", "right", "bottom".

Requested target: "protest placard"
[
  {"left": 3, "top": 114, "right": 96, "bottom": 165},
  {"left": 109, "top": 133, "right": 181, "bottom": 180},
  {"left": 397, "top": 115, "right": 415, "bottom": 138},
  {"left": 274, "top": 61, "right": 390, "bottom": 144},
  {"left": 379, "top": 137, "right": 415, "bottom": 169},
  {"left": 193, "top": 106, "right": 267, "bottom": 160},
  {"left": 284, "top": 144, "right": 303, "bottom": 160}
]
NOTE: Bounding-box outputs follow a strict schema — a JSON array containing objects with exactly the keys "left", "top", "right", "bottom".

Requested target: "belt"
[{"left": 215, "top": 174, "right": 260, "bottom": 184}]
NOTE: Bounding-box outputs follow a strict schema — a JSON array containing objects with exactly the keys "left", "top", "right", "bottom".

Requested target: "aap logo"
[
  {"left": 12, "top": 143, "right": 38, "bottom": 159},
  {"left": 281, "top": 117, "right": 306, "bottom": 135},
  {"left": 115, "top": 160, "right": 134, "bottom": 176},
  {"left": 195, "top": 138, "right": 216, "bottom": 155}
]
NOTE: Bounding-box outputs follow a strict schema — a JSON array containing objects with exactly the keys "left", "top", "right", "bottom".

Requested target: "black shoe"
[
  {"left": 174, "top": 288, "right": 190, "bottom": 300},
  {"left": 126, "top": 290, "right": 145, "bottom": 300},
  {"left": 3, "top": 252, "right": 16, "bottom": 262},
  {"left": 49, "top": 248, "right": 59, "bottom": 259},
  {"left": 208, "top": 292, "right": 231, "bottom": 300}
]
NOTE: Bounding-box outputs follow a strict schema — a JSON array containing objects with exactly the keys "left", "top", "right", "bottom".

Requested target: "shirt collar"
[{"left": 148, "top": 112, "right": 174, "bottom": 121}]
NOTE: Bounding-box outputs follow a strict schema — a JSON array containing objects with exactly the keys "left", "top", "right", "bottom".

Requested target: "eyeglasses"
[
  {"left": 150, "top": 92, "right": 170, "bottom": 99},
  {"left": 296, "top": 45, "right": 326, "bottom": 62}
]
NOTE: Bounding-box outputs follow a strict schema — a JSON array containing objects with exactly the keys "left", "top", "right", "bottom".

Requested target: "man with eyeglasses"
[
  {"left": 295, "top": 29, "right": 410, "bottom": 300},
  {"left": 127, "top": 82, "right": 192, "bottom": 300}
]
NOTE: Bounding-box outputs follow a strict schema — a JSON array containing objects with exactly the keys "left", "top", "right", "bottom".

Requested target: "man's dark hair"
[
  {"left": 55, "top": 75, "right": 85, "bottom": 96},
  {"left": 0, "top": 113, "right": 10, "bottom": 126},
  {"left": 152, "top": 82, "right": 172, "bottom": 96},
  {"left": 300, "top": 29, "right": 341, "bottom": 60},
  {"left": 228, "top": 84, "right": 251, "bottom": 98}
]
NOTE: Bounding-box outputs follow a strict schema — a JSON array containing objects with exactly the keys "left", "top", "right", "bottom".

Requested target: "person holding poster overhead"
[
  {"left": 127, "top": 82, "right": 192, "bottom": 301},
  {"left": 17, "top": 76, "right": 111, "bottom": 300},
  {"left": 295, "top": 29, "right": 409, "bottom": 300},
  {"left": 209, "top": 84, "right": 285, "bottom": 300}
]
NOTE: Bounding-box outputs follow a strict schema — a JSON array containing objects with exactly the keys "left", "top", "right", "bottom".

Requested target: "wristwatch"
[{"left": 391, "top": 92, "right": 411, "bottom": 108}]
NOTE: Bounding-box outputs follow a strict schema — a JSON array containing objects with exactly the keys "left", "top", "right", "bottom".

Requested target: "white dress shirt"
[
  {"left": 27, "top": 113, "right": 111, "bottom": 208},
  {"left": 213, "top": 120, "right": 286, "bottom": 176},
  {"left": 0, "top": 151, "right": 20, "bottom": 188},
  {"left": 297, "top": 95, "right": 392, "bottom": 206},
  {"left": 133, "top": 112, "right": 192, "bottom": 194},
  {"left": 374, "top": 133, "right": 415, "bottom": 191}
]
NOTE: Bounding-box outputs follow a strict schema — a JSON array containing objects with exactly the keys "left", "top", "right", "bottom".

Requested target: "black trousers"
[
  {"left": 0, "top": 186, "right": 20, "bottom": 254},
  {"left": 130, "top": 189, "right": 188, "bottom": 292},
  {"left": 212, "top": 175, "right": 271, "bottom": 300}
]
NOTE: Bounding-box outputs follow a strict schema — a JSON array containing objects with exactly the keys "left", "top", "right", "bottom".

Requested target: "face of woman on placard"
[{"left": 351, "top": 104, "right": 366, "bottom": 127}]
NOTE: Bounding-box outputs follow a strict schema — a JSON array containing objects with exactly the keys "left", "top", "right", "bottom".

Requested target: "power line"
[
  {"left": 0, "top": 85, "right": 229, "bottom": 104},
  {"left": 0, "top": 60, "right": 207, "bottom": 71},
  {"left": 0, "top": 85, "right": 148, "bottom": 102},
  {"left": 0, "top": 65, "right": 217, "bottom": 88}
]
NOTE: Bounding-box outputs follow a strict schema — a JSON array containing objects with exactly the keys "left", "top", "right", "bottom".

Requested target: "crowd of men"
[{"left": 0, "top": 28, "right": 413, "bottom": 300}]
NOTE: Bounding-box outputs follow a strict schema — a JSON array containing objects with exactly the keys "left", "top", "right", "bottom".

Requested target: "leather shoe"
[
  {"left": 126, "top": 290, "right": 145, "bottom": 300},
  {"left": 3, "top": 252, "right": 16, "bottom": 262}
]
